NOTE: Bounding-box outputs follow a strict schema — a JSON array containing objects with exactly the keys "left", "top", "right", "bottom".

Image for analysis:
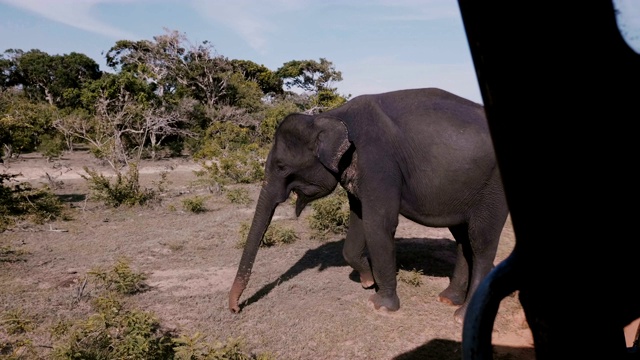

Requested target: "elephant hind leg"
[{"left": 438, "top": 223, "right": 471, "bottom": 306}]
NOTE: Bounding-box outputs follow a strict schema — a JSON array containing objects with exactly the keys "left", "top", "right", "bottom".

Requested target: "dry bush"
[
  {"left": 182, "top": 195, "right": 208, "bottom": 213},
  {"left": 308, "top": 187, "right": 349, "bottom": 239},
  {"left": 236, "top": 222, "right": 299, "bottom": 248},
  {"left": 81, "top": 164, "right": 167, "bottom": 207},
  {"left": 0, "top": 173, "right": 67, "bottom": 231}
]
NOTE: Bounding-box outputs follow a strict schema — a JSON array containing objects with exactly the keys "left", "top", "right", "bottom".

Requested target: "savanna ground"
[{"left": 1, "top": 150, "right": 536, "bottom": 360}]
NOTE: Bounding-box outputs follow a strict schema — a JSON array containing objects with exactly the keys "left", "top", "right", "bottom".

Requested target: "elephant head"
[{"left": 228, "top": 113, "right": 351, "bottom": 313}]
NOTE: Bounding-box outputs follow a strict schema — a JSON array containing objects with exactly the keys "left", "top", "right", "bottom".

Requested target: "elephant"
[{"left": 228, "top": 87, "right": 509, "bottom": 323}]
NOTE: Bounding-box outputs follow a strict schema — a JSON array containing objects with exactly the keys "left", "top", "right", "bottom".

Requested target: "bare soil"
[{"left": 1, "top": 151, "right": 535, "bottom": 360}]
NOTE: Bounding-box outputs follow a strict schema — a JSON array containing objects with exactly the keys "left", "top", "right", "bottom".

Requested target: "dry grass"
[{"left": 0, "top": 151, "right": 534, "bottom": 359}]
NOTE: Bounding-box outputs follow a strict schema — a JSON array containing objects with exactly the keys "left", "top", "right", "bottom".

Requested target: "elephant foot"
[
  {"left": 360, "top": 272, "right": 375, "bottom": 289},
  {"left": 368, "top": 292, "right": 400, "bottom": 312},
  {"left": 453, "top": 304, "right": 467, "bottom": 324},
  {"left": 438, "top": 287, "right": 466, "bottom": 306}
]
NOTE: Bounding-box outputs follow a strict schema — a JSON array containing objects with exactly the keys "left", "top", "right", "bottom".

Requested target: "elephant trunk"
[{"left": 229, "top": 185, "right": 280, "bottom": 313}]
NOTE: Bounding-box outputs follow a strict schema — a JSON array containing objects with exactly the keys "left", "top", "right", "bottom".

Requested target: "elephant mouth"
[
  {"left": 293, "top": 185, "right": 334, "bottom": 217},
  {"left": 294, "top": 190, "right": 311, "bottom": 217}
]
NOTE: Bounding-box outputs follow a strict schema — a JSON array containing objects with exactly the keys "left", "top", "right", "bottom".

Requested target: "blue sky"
[{"left": 0, "top": 1, "right": 638, "bottom": 105}]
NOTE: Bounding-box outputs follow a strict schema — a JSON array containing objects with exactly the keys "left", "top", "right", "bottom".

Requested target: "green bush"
[
  {"left": 308, "top": 187, "right": 349, "bottom": 239},
  {"left": 51, "top": 300, "right": 273, "bottom": 360},
  {"left": 81, "top": 164, "right": 162, "bottom": 207},
  {"left": 173, "top": 333, "right": 276, "bottom": 360},
  {"left": 1, "top": 308, "right": 35, "bottom": 335},
  {"left": 0, "top": 173, "right": 67, "bottom": 231},
  {"left": 88, "top": 257, "right": 148, "bottom": 295},
  {"left": 219, "top": 150, "right": 265, "bottom": 184},
  {"left": 45, "top": 258, "right": 272, "bottom": 360},
  {"left": 0, "top": 95, "right": 59, "bottom": 159},
  {"left": 37, "top": 133, "right": 66, "bottom": 161},
  {"left": 225, "top": 187, "right": 252, "bottom": 205},
  {"left": 397, "top": 268, "right": 424, "bottom": 287},
  {"left": 0, "top": 245, "right": 28, "bottom": 263},
  {"left": 0, "top": 308, "right": 38, "bottom": 359},
  {"left": 237, "top": 222, "right": 298, "bottom": 248},
  {"left": 193, "top": 149, "right": 265, "bottom": 191},
  {"left": 194, "top": 121, "right": 257, "bottom": 159},
  {"left": 182, "top": 195, "right": 207, "bottom": 213},
  {"left": 51, "top": 295, "right": 175, "bottom": 360},
  {"left": 0, "top": 337, "right": 36, "bottom": 359}
]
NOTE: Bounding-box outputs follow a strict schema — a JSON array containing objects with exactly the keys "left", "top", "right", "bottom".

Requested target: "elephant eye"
[{"left": 275, "top": 162, "right": 287, "bottom": 174}]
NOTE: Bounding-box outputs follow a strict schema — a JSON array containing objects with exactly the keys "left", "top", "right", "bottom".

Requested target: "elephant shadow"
[
  {"left": 240, "top": 236, "right": 457, "bottom": 310},
  {"left": 393, "top": 338, "right": 535, "bottom": 360}
]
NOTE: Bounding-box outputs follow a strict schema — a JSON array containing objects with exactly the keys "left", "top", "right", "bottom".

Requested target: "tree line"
[{"left": 0, "top": 28, "right": 349, "bottom": 170}]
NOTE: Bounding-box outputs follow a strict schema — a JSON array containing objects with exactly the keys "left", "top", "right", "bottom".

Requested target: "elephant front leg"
[
  {"left": 363, "top": 208, "right": 400, "bottom": 312},
  {"left": 366, "top": 232, "right": 400, "bottom": 311},
  {"left": 342, "top": 209, "right": 375, "bottom": 289}
]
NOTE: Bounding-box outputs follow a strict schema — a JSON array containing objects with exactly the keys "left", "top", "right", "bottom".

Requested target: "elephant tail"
[{"left": 462, "top": 249, "right": 522, "bottom": 359}]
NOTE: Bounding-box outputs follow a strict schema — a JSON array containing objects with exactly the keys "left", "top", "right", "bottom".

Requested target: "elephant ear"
[{"left": 314, "top": 116, "right": 350, "bottom": 173}]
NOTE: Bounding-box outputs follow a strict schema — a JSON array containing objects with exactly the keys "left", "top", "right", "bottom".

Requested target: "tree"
[
  {"left": 181, "top": 42, "right": 233, "bottom": 108},
  {"left": 105, "top": 28, "right": 234, "bottom": 109},
  {"left": 276, "top": 58, "right": 343, "bottom": 94},
  {"left": 0, "top": 53, "right": 16, "bottom": 93},
  {"left": 105, "top": 29, "right": 186, "bottom": 99},
  {"left": 54, "top": 72, "right": 151, "bottom": 169},
  {"left": 8, "top": 49, "right": 101, "bottom": 107},
  {"left": 230, "top": 59, "right": 283, "bottom": 95},
  {"left": 224, "top": 72, "right": 265, "bottom": 113},
  {"left": 55, "top": 71, "right": 195, "bottom": 165},
  {"left": 0, "top": 92, "right": 59, "bottom": 160},
  {"left": 141, "top": 97, "right": 196, "bottom": 160}
]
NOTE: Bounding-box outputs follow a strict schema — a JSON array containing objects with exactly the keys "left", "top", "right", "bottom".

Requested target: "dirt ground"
[{"left": 1, "top": 151, "right": 536, "bottom": 359}]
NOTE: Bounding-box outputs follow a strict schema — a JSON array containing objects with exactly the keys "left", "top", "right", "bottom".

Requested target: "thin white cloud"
[
  {"left": 0, "top": 0, "right": 138, "bottom": 40},
  {"left": 375, "top": 0, "right": 462, "bottom": 21},
  {"left": 190, "top": 0, "right": 306, "bottom": 54}
]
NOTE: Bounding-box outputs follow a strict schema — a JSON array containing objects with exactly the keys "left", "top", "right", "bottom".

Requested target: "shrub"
[
  {"left": 226, "top": 187, "right": 251, "bottom": 205},
  {"left": 0, "top": 339, "right": 36, "bottom": 359},
  {"left": 0, "top": 173, "right": 67, "bottom": 231},
  {"left": 173, "top": 333, "right": 276, "bottom": 360},
  {"left": 397, "top": 268, "right": 424, "bottom": 287},
  {"left": 237, "top": 222, "right": 298, "bottom": 248},
  {"left": 308, "top": 187, "right": 349, "bottom": 239},
  {"left": 193, "top": 121, "right": 257, "bottom": 159},
  {"left": 219, "top": 150, "right": 265, "bottom": 184},
  {"left": 81, "top": 164, "right": 162, "bottom": 207},
  {"left": 0, "top": 308, "right": 37, "bottom": 359},
  {"left": 88, "top": 257, "right": 148, "bottom": 295},
  {"left": 37, "top": 133, "right": 66, "bottom": 161},
  {"left": 193, "top": 148, "right": 266, "bottom": 192},
  {"left": 1, "top": 308, "right": 35, "bottom": 335},
  {"left": 51, "top": 299, "right": 272, "bottom": 360},
  {"left": 182, "top": 195, "right": 207, "bottom": 213},
  {"left": 51, "top": 295, "right": 175, "bottom": 360},
  {"left": 0, "top": 245, "right": 28, "bottom": 263}
]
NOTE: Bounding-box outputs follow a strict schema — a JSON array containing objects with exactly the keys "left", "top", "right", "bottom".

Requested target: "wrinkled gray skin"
[{"left": 228, "top": 88, "right": 509, "bottom": 323}]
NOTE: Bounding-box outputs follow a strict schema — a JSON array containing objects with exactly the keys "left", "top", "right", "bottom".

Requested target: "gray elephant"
[{"left": 228, "top": 87, "right": 509, "bottom": 322}]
